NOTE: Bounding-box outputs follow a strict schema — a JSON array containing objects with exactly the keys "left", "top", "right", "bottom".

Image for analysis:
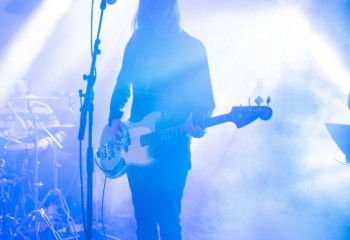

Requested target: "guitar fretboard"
[{"left": 140, "top": 114, "right": 229, "bottom": 147}]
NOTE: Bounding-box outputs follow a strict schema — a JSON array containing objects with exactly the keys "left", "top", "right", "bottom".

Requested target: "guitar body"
[{"left": 99, "top": 112, "right": 161, "bottom": 178}]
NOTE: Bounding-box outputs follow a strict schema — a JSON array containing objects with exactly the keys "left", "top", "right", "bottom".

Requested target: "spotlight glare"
[{"left": 0, "top": 0, "right": 73, "bottom": 102}]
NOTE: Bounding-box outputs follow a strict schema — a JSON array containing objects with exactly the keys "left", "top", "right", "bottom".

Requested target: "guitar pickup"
[
  {"left": 123, "top": 129, "right": 131, "bottom": 153},
  {"left": 124, "top": 144, "right": 128, "bottom": 153}
]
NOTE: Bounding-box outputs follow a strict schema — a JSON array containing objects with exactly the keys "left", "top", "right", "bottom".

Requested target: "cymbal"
[
  {"left": 41, "top": 124, "right": 76, "bottom": 129},
  {"left": 5, "top": 141, "right": 34, "bottom": 151},
  {"left": 12, "top": 94, "right": 58, "bottom": 100},
  {"left": 0, "top": 132, "right": 24, "bottom": 144},
  {"left": 0, "top": 132, "right": 34, "bottom": 151},
  {"left": 0, "top": 179, "right": 15, "bottom": 187}
]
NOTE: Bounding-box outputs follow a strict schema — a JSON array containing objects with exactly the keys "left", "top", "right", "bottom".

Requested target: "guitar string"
[{"left": 113, "top": 128, "right": 186, "bottom": 151}]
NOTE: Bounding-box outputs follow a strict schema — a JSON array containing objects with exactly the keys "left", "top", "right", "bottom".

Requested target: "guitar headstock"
[{"left": 228, "top": 97, "right": 273, "bottom": 128}]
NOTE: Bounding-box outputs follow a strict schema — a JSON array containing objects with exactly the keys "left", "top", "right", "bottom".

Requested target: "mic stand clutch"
[{"left": 78, "top": 1, "right": 111, "bottom": 239}]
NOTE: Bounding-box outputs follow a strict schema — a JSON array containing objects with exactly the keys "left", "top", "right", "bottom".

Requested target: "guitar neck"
[
  {"left": 140, "top": 114, "right": 229, "bottom": 147},
  {"left": 199, "top": 114, "right": 229, "bottom": 129}
]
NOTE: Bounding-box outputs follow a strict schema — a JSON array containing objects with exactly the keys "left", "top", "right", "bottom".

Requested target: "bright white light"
[
  {"left": 181, "top": 4, "right": 350, "bottom": 239},
  {"left": 310, "top": 34, "right": 350, "bottom": 92},
  {"left": 180, "top": 5, "right": 350, "bottom": 120},
  {"left": 0, "top": 0, "right": 73, "bottom": 102}
]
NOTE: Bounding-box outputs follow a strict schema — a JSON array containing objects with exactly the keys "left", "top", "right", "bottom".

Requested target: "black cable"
[
  {"left": 79, "top": 140, "right": 87, "bottom": 239},
  {"left": 102, "top": 176, "right": 107, "bottom": 240}
]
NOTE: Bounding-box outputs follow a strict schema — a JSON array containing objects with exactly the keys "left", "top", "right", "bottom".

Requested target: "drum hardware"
[
  {"left": 38, "top": 123, "right": 79, "bottom": 239},
  {"left": 0, "top": 159, "right": 5, "bottom": 176},
  {"left": 16, "top": 117, "right": 78, "bottom": 239},
  {"left": 0, "top": 93, "right": 78, "bottom": 239},
  {"left": 40, "top": 189, "right": 79, "bottom": 239},
  {"left": 13, "top": 208, "right": 62, "bottom": 240},
  {"left": 0, "top": 178, "right": 20, "bottom": 239},
  {"left": 1, "top": 101, "right": 35, "bottom": 152},
  {"left": 3, "top": 138, "right": 34, "bottom": 152},
  {"left": 18, "top": 105, "right": 65, "bottom": 240},
  {"left": 43, "top": 124, "right": 76, "bottom": 130},
  {"left": 2, "top": 97, "right": 66, "bottom": 239},
  {"left": 0, "top": 121, "right": 34, "bottom": 152},
  {"left": 0, "top": 101, "right": 33, "bottom": 237},
  {"left": 0, "top": 178, "right": 15, "bottom": 201},
  {"left": 10, "top": 105, "right": 47, "bottom": 240},
  {"left": 0, "top": 213, "right": 19, "bottom": 238},
  {"left": 0, "top": 133, "right": 24, "bottom": 146}
]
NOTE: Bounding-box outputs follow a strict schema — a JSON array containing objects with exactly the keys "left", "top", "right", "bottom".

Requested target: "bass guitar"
[{"left": 97, "top": 103, "right": 272, "bottom": 178}]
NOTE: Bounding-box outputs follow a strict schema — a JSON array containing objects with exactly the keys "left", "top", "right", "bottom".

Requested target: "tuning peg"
[
  {"left": 266, "top": 96, "right": 271, "bottom": 106},
  {"left": 255, "top": 96, "right": 263, "bottom": 106}
]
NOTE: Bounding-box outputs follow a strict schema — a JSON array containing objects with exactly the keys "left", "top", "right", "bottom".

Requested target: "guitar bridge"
[{"left": 100, "top": 141, "right": 118, "bottom": 160}]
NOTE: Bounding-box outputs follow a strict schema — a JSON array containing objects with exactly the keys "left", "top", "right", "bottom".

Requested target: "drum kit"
[{"left": 0, "top": 93, "right": 79, "bottom": 239}]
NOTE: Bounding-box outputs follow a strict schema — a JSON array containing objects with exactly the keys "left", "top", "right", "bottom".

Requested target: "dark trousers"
[{"left": 127, "top": 160, "right": 189, "bottom": 240}]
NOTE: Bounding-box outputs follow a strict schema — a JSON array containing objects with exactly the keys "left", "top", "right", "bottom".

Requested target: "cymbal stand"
[
  {"left": 38, "top": 124, "right": 78, "bottom": 239},
  {"left": 36, "top": 105, "right": 58, "bottom": 239},
  {"left": 6, "top": 100, "right": 49, "bottom": 238},
  {"left": 40, "top": 188, "right": 78, "bottom": 239},
  {"left": 14, "top": 208, "right": 62, "bottom": 240},
  {"left": 16, "top": 103, "right": 61, "bottom": 240}
]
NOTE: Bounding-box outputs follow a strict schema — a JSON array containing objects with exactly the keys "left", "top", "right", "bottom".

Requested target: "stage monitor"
[{"left": 325, "top": 123, "right": 350, "bottom": 163}]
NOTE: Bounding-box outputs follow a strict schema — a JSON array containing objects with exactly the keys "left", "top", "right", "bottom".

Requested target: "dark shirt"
[{"left": 109, "top": 29, "right": 215, "bottom": 166}]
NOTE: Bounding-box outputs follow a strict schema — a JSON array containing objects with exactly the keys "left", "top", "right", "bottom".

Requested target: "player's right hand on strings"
[{"left": 110, "top": 119, "right": 128, "bottom": 147}]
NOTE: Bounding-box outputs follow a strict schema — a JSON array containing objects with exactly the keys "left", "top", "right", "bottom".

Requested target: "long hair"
[{"left": 133, "top": 0, "right": 181, "bottom": 31}]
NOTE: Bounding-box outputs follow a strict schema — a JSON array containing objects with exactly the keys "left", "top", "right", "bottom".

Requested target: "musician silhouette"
[{"left": 108, "top": 0, "right": 215, "bottom": 239}]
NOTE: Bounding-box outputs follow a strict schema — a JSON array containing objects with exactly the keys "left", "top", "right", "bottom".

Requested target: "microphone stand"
[{"left": 78, "top": 1, "right": 108, "bottom": 239}]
